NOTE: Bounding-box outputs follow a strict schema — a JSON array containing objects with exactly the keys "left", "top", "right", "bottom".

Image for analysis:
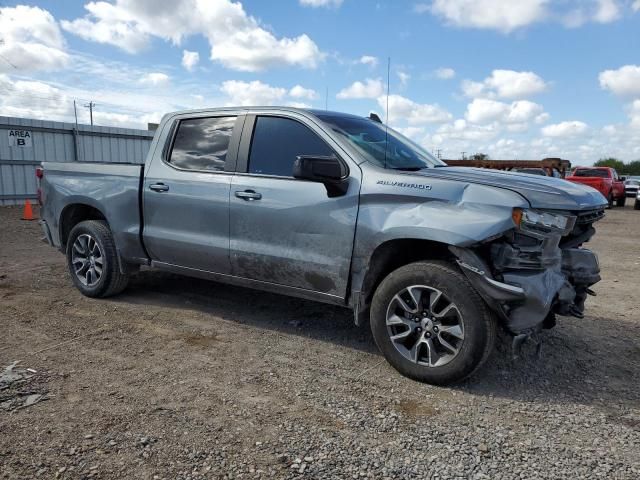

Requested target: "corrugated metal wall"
[{"left": 0, "top": 116, "right": 154, "bottom": 206}]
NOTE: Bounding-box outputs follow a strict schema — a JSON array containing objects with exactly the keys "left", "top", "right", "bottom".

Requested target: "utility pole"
[
  {"left": 84, "top": 101, "right": 95, "bottom": 125},
  {"left": 461, "top": 151, "right": 466, "bottom": 160},
  {"left": 436, "top": 149, "right": 442, "bottom": 159}
]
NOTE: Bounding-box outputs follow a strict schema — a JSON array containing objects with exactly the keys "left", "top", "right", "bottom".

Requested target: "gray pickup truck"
[{"left": 39, "top": 107, "right": 607, "bottom": 385}]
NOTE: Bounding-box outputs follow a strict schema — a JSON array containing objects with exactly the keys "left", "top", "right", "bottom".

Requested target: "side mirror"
[
  {"left": 620, "top": 176, "right": 627, "bottom": 181},
  {"left": 293, "top": 155, "right": 349, "bottom": 197}
]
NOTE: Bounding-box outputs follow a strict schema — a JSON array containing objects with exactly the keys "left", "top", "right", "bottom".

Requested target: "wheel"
[
  {"left": 66, "top": 220, "right": 129, "bottom": 298},
  {"left": 616, "top": 195, "right": 626, "bottom": 207},
  {"left": 370, "top": 261, "right": 496, "bottom": 385},
  {"left": 607, "top": 192, "right": 614, "bottom": 209},
  {"left": 635, "top": 199, "right": 640, "bottom": 210}
]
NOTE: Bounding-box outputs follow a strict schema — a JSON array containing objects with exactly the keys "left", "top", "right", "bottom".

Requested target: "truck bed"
[{"left": 40, "top": 161, "right": 147, "bottom": 263}]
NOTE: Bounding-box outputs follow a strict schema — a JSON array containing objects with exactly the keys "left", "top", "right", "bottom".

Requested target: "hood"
[{"left": 409, "top": 167, "right": 607, "bottom": 211}]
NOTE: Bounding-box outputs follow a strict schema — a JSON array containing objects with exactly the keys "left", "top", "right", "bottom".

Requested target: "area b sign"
[{"left": 8, "top": 129, "right": 32, "bottom": 147}]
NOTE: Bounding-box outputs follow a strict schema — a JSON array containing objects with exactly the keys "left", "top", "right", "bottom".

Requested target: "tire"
[
  {"left": 635, "top": 199, "right": 640, "bottom": 210},
  {"left": 66, "top": 220, "right": 129, "bottom": 298},
  {"left": 607, "top": 192, "right": 614, "bottom": 209},
  {"left": 616, "top": 195, "right": 626, "bottom": 207},
  {"left": 370, "top": 261, "right": 496, "bottom": 385}
]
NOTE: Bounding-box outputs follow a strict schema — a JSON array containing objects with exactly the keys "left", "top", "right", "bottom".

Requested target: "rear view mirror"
[{"left": 293, "top": 155, "right": 349, "bottom": 197}]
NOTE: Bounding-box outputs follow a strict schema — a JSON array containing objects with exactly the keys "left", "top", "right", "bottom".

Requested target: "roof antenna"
[{"left": 384, "top": 56, "right": 391, "bottom": 169}]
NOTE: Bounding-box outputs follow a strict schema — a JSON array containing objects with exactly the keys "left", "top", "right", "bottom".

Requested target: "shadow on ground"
[{"left": 114, "top": 269, "right": 640, "bottom": 411}]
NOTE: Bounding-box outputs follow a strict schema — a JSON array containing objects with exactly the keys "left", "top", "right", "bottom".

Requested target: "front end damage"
[{"left": 451, "top": 208, "right": 604, "bottom": 342}]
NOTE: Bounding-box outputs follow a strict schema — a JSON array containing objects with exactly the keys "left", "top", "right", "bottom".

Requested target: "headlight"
[{"left": 512, "top": 208, "right": 576, "bottom": 236}]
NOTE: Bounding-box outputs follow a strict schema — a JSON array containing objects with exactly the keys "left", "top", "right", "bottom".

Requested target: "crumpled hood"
[{"left": 410, "top": 167, "right": 608, "bottom": 211}]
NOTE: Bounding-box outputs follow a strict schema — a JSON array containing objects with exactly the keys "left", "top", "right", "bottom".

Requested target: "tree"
[
  {"left": 470, "top": 153, "right": 490, "bottom": 161},
  {"left": 625, "top": 160, "right": 640, "bottom": 176},
  {"left": 594, "top": 157, "right": 626, "bottom": 171}
]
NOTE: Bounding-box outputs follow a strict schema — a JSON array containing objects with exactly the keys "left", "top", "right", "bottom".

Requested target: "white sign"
[{"left": 7, "top": 129, "right": 32, "bottom": 147}]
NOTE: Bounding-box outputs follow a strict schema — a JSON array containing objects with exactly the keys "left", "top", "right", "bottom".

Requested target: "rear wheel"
[
  {"left": 370, "top": 261, "right": 496, "bottom": 385},
  {"left": 66, "top": 220, "right": 129, "bottom": 298},
  {"left": 616, "top": 195, "right": 626, "bottom": 207},
  {"left": 607, "top": 192, "right": 614, "bottom": 209}
]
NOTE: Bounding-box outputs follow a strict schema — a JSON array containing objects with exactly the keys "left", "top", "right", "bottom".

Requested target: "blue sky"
[{"left": 1, "top": 0, "right": 639, "bottom": 163}]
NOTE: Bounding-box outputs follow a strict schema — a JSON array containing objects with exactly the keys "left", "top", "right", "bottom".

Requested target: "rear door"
[
  {"left": 143, "top": 112, "right": 244, "bottom": 273},
  {"left": 229, "top": 113, "right": 360, "bottom": 299}
]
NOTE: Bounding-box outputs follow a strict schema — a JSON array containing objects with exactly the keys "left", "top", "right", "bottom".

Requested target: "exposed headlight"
[{"left": 512, "top": 208, "right": 576, "bottom": 236}]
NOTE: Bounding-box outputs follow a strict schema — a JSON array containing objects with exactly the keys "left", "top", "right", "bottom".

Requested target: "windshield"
[
  {"left": 573, "top": 168, "right": 609, "bottom": 178},
  {"left": 626, "top": 180, "right": 640, "bottom": 186},
  {"left": 316, "top": 114, "right": 445, "bottom": 170}
]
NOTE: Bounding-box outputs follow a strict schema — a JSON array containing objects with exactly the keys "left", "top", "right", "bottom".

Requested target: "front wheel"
[
  {"left": 370, "top": 261, "right": 496, "bottom": 385},
  {"left": 635, "top": 199, "right": 640, "bottom": 210},
  {"left": 66, "top": 220, "right": 129, "bottom": 298},
  {"left": 616, "top": 195, "right": 626, "bottom": 207}
]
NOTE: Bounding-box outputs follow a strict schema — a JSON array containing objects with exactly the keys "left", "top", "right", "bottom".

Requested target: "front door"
[
  {"left": 229, "top": 114, "right": 360, "bottom": 298},
  {"left": 143, "top": 114, "right": 244, "bottom": 273}
]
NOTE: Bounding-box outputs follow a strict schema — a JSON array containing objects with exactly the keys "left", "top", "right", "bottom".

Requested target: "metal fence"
[{"left": 0, "top": 116, "right": 154, "bottom": 206}]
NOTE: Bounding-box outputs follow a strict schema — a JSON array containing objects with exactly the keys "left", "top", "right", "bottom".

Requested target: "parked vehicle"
[
  {"left": 566, "top": 167, "right": 625, "bottom": 208},
  {"left": 624, "top": 178, "right": 640, "bottom": 198},
  {"left": 38, "top": 107, "right": 607, "bottom": 385}
]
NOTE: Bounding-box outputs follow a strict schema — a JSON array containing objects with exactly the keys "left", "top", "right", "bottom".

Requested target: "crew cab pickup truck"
[
  {"left": 39, "top": 107, "right": 607, "bottom": 385},
  {"left": 566, "top": 167, "right": 625, "bottom": 208}
]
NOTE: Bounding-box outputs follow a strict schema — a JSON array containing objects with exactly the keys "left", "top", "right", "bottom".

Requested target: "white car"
[{"left": 625, "top": 178, "right": 640, "bottom": 198}]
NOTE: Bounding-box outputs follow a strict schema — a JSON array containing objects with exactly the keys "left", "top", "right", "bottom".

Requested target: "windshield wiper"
[{"left": 391, "top": 166, "right": 424, "bottom": 171}]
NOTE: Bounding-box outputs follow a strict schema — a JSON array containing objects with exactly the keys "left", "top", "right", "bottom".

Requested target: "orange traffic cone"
[{"left": 21, "top": 199, "right": 37, "bottom": 221}]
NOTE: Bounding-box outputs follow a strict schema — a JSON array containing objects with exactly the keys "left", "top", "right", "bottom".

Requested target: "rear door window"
[
  {"left": 169, "top": 116, "right": 237, "bottom": 171},
  {"left": 248, "top": 116, "right": 333, "bottom": 177}
]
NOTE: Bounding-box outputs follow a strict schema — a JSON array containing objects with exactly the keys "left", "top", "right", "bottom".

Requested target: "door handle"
[
  {"left": 235, "top": 190, "right": 262, "bottom": 201},
  {"left": 149, "top": 183, "right": 169, "bottom": 192}
]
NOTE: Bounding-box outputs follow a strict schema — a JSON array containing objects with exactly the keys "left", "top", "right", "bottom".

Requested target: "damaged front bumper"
[{"left": 450, "top": 209, "right": 603, "bottom": 334}]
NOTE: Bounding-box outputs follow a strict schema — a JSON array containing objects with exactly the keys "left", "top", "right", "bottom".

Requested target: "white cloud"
[
  {"left": 379, "top": 94, "right": 452, "bottom": 125},
  {"left": 359, "top": 55, "right": 379, "bottom": 67},
  {"left": 427, "top": 0, "right": 548, "bottom": 33},
  {"left": 289, "top": 85, "right": 317, "bottom": 99},
  {"left": 337, "top": 78, "right": 385, "bottom": 99},
  {"left": 0, "top": 5, "right": 69, "bottom": 74},
  {"left": 299, "top": 0, "right": 343, "bottom": 7},
  {"left": 435, "top": 67, "right": 456, "bottom": 79},
  {"left": 628, "top": 100, "right": 640, "bottom": 129},
  {"left": 220, "top": 80, "right": 287, "bottom": 106},
  {"left": 541, "top": 121, "right": 588, "bottom": 137},
  {"left": 593, "top": 0, "right": 621, "bottom": 23},
  {"left": 599, "top": 65, "right": 640, "bottom": 97},
  {"left": 181, "top": 50, "right": 199, "bottom": 71},
  {"left": 465, "top": 98, "right": 544, "bottom": 127},
  {"left": 634, "top": 0, "right": 640, "bottom": 12},
  {"left": 139, "top": 72, "right": 170, "bottom": 87},
  {"left": 62, "top": 0, "right": 324, "bottom": 72},
  {"left": 462, "top": 70, "right": 548, "bottom": 99},
  {"left": 397, "top": 71, "right": 410, "bottom": 87}
]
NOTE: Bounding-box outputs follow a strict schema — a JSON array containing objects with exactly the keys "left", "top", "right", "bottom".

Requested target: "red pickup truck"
[{"left": 566, "top": 167, "right": 625, "bottom": 208}]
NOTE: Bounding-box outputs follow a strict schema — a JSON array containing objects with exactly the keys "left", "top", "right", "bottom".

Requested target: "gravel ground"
[{"left": 1, "top": 204, "right": 639, "bottom": 479}]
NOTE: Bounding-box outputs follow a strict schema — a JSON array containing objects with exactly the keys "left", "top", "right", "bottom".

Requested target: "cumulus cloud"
[
  {"left": 462, "top": 70, "right": 548, "bottom": 99},
  {"left": 593, "top": 0, "right": 621, "bottom": 23},
  {"left": 181, "top": 50, "right": 199, "bottom": 71},
  {"left": 425, "top": 0, "right": 548, "bottom": 33},
  {"left": 541, "top": 121, "right": 588, "bottom": 137},
  {"left": 599, "top": 65, "right": 640, "bottom": 97},
  {"left": 139, "top": 72, "right": 170, "bottom": 87},
  {"left": 397, "top": 71, "right": 410, "bottom": 87},
  {"left": 0, "top": 5, "right": 69, "bottom": 74},
  {"left": 465, "top": 98, "right": 545, "bottom": 126},
  {"left": 634, "top": 0, "right": 640, "bottom": 12},
  {"left": 379, "top": 94, "right": 452, "bottom": 125},
  {"left": 359, "top": 55, "right": 379, "bottom": 67},
  {"left": 337, "top": 78, "right": 385, "bottom": 99},
  {"left": 220, "top": 80, "right": 287, "bottom": 106},
  {"left": 289, "top": 85, "right": 317, "bottom": 99},
  {"left": 299, "top": 0, "right": 343, "bottom": 7},
  {"left": 434, "top": 67, "right": 456, "bottom": 79},
  {"left": 62, "top": 0, "right": 324, "bottom": 72}
]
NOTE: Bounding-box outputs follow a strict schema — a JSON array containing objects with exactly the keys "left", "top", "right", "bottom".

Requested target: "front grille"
[{"left": 575, "top": 208, "right": 605, "bottom": 225}]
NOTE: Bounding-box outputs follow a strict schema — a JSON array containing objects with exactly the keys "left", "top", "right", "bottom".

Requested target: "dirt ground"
[{"left": 1, "top": 204, "right": 639, "bottom": 479}]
